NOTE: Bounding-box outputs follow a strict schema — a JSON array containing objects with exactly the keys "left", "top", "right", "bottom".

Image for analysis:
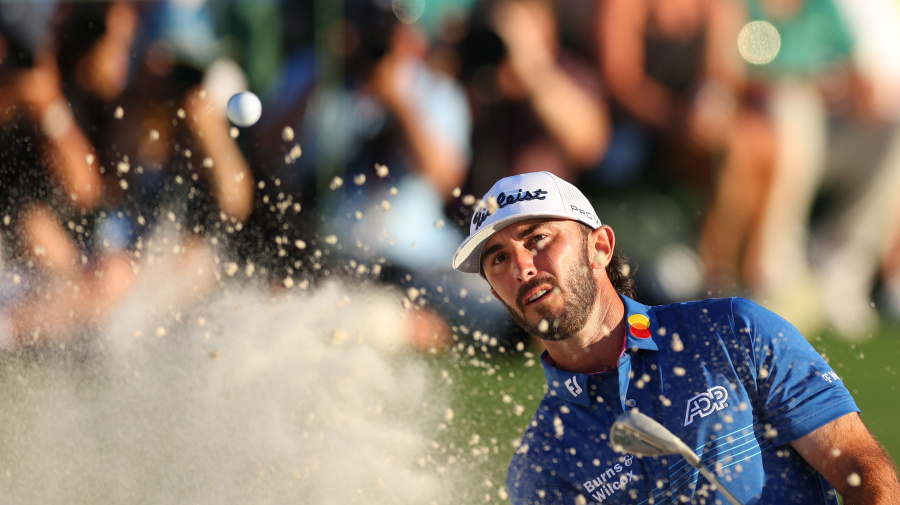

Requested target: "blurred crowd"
[{"left": 1, "top": 0, "right": 900, "bottom": 355}]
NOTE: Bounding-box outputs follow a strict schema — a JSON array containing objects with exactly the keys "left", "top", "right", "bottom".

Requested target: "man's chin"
[
  {"left": 525, "top": 305, "right": 588, "bottom": 342},
  {"left": 526, "top": 314, "right": 569, "bottom": 341},
  {"left": 507, "top": 302, "right": 568, "bottom": 340},
  {"left": 536, "top": 331, "right": 571, "bottom": 342}
]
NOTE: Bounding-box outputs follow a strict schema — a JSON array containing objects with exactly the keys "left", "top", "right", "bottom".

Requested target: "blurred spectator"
[
  {"left": 820, "top": 0, "right": 900, "bottom": 330},
  {"left": 0, "top": 1, "right": 256, "bottom": 350},
  {"left": 598, "top": 0, "right": 777, "bottom": 300},
  {"left": 0, "top": 2, "right": 138, "bottom": 349},
  {"left": 454, "top": 0, "right": 611, "bottom": 205},
  {"left": 734, "top": 0, "right": 900, "bottom": 339},
  {"left": 240, "top": 0, "right": 518, "bottom": 354},
  {"left": 100, "top": 0, "right": 255, "bottom": 303},
  {"left": 598, "top": 0, "right": 742, "bottom": 189}
]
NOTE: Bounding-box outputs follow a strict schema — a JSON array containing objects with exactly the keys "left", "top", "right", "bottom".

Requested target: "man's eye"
[
  {"left": 532, "top": 234, "right": 548, "bottom": 249},
  {"left": 492, "top": 253, "right": 507, "bottom": 265}
]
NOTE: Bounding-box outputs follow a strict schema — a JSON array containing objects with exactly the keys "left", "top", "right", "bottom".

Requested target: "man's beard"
[{"left": 503, "top": 247, "right": 597, "bottom": 342}]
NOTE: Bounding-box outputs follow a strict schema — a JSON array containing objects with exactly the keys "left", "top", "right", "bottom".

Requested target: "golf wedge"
[{"left": 610, "top": 409, "right": 743, "bottom": 505}]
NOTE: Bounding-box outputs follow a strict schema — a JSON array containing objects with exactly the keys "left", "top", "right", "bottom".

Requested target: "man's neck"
[{"left": 542, "top": 292, "right": 626, "bottom": 374}]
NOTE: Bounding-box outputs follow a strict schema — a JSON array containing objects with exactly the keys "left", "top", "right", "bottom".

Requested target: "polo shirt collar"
[
  {"left": 540, "top": 295, "right": 660, "bottom": 407},
  {"left": 621, "top": 295, "right": 660, "bottom": 353},
  {"left": 541, "top": 351, "right": 594, "bottom": 407}
]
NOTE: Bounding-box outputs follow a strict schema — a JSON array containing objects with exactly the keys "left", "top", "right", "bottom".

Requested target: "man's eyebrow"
[
  {"left": 481, "top": 243, "right": 502, "bottom": 264},
  {"left": 518, "top": 222, "right": 545, "bottom": 239},
  {"left": 480, "top": 222, "right": 550, "bottom": 266}
]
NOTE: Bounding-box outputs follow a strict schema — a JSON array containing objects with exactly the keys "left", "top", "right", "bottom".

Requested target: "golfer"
[{"left": 451, "top": 171, "right": 900, "bottom": 504}]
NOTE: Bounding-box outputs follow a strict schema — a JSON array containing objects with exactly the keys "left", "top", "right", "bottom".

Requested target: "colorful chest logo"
[{"left": 627, "top": 314, "right": 651, "bottom": 339}]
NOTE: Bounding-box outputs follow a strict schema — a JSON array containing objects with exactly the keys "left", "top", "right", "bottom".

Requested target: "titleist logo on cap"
[{"left": 472, "top": 188, "right": 549, "bottom": 230}]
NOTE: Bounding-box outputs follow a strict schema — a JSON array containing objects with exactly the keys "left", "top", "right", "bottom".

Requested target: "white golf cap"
[{"left": 451, "top": 171, "right": 601, "bottom": 273}]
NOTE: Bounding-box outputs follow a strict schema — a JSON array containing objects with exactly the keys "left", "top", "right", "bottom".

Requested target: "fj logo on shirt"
[
  {"left": 565, "top": 376, "right": 583, "bottom": 397},
  {"left": 684, "top": 386, "right": 729, "bottom": 426}
]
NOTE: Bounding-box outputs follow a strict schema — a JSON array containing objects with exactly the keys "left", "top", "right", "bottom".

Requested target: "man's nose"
[{"left": 511, "top": 246, "right": 537, "bottom": 282}]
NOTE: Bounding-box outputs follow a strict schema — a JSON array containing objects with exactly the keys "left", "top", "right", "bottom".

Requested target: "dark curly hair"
[{"left": 607, "top": 250, "right": 636, "bottom": 299}]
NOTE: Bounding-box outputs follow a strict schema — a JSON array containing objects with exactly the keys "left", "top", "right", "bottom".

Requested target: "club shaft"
[{"left": 694, "top": 464, "right": 743, "bottom": 505}]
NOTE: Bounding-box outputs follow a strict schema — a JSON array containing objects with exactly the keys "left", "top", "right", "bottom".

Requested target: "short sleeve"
[{"left": 729, "top": 298, "right": 859, "bottom": 446}]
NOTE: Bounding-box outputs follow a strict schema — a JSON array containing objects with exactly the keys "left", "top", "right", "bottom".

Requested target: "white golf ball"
[{"left": 226, "top": 91, "right": 262, "bottom": 127}]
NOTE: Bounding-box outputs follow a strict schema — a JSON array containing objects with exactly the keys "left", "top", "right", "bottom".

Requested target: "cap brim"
[{"left": 451, "top": 212, "right": 570, "bottom": 273}]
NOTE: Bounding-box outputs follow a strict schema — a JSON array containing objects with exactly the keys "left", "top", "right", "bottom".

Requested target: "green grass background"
[{"left": 433, "top": 316, "right": 900, "bottom": 504}]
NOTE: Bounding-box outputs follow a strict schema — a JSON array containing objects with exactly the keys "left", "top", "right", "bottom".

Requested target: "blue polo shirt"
[{"left": 507, "top": 296, "right": 859, "bottom": 505}]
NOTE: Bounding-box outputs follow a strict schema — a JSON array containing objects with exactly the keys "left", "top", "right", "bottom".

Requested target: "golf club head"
[
  {"left": 610, "top": 410, "right": 699, "bottom": 465},
  {"left": 610, "top": 410, "right": 744, "bottom": 505}
]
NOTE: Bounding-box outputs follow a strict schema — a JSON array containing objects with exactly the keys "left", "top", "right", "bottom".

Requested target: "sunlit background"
[{"left": 1, "top": 0, "right": 899, "bottom": 503}]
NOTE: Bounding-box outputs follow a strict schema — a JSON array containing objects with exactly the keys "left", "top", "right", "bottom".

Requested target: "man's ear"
[{"left": 590, "top": 225, "right": 615, "bottom": 269}]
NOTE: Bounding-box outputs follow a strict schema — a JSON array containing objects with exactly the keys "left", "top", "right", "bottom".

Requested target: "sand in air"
[{"left": 0, "top": 242, "right": 456, "bottom": 504}]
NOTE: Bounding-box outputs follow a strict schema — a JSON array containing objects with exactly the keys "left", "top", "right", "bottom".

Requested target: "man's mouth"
[
  {"left": 517, "top": 276, "right": 560, "bottom": 310},
  {"left": 523, "top": 286, "right": 553, "bottom": 306}
]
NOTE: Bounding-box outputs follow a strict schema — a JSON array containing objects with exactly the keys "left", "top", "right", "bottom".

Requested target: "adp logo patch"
[
  {"left": 628, "top": 314, "right": 651, "bottom": 339},
  {"left": 684, "top": 386, "right": 729, "bottom": 426}
]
